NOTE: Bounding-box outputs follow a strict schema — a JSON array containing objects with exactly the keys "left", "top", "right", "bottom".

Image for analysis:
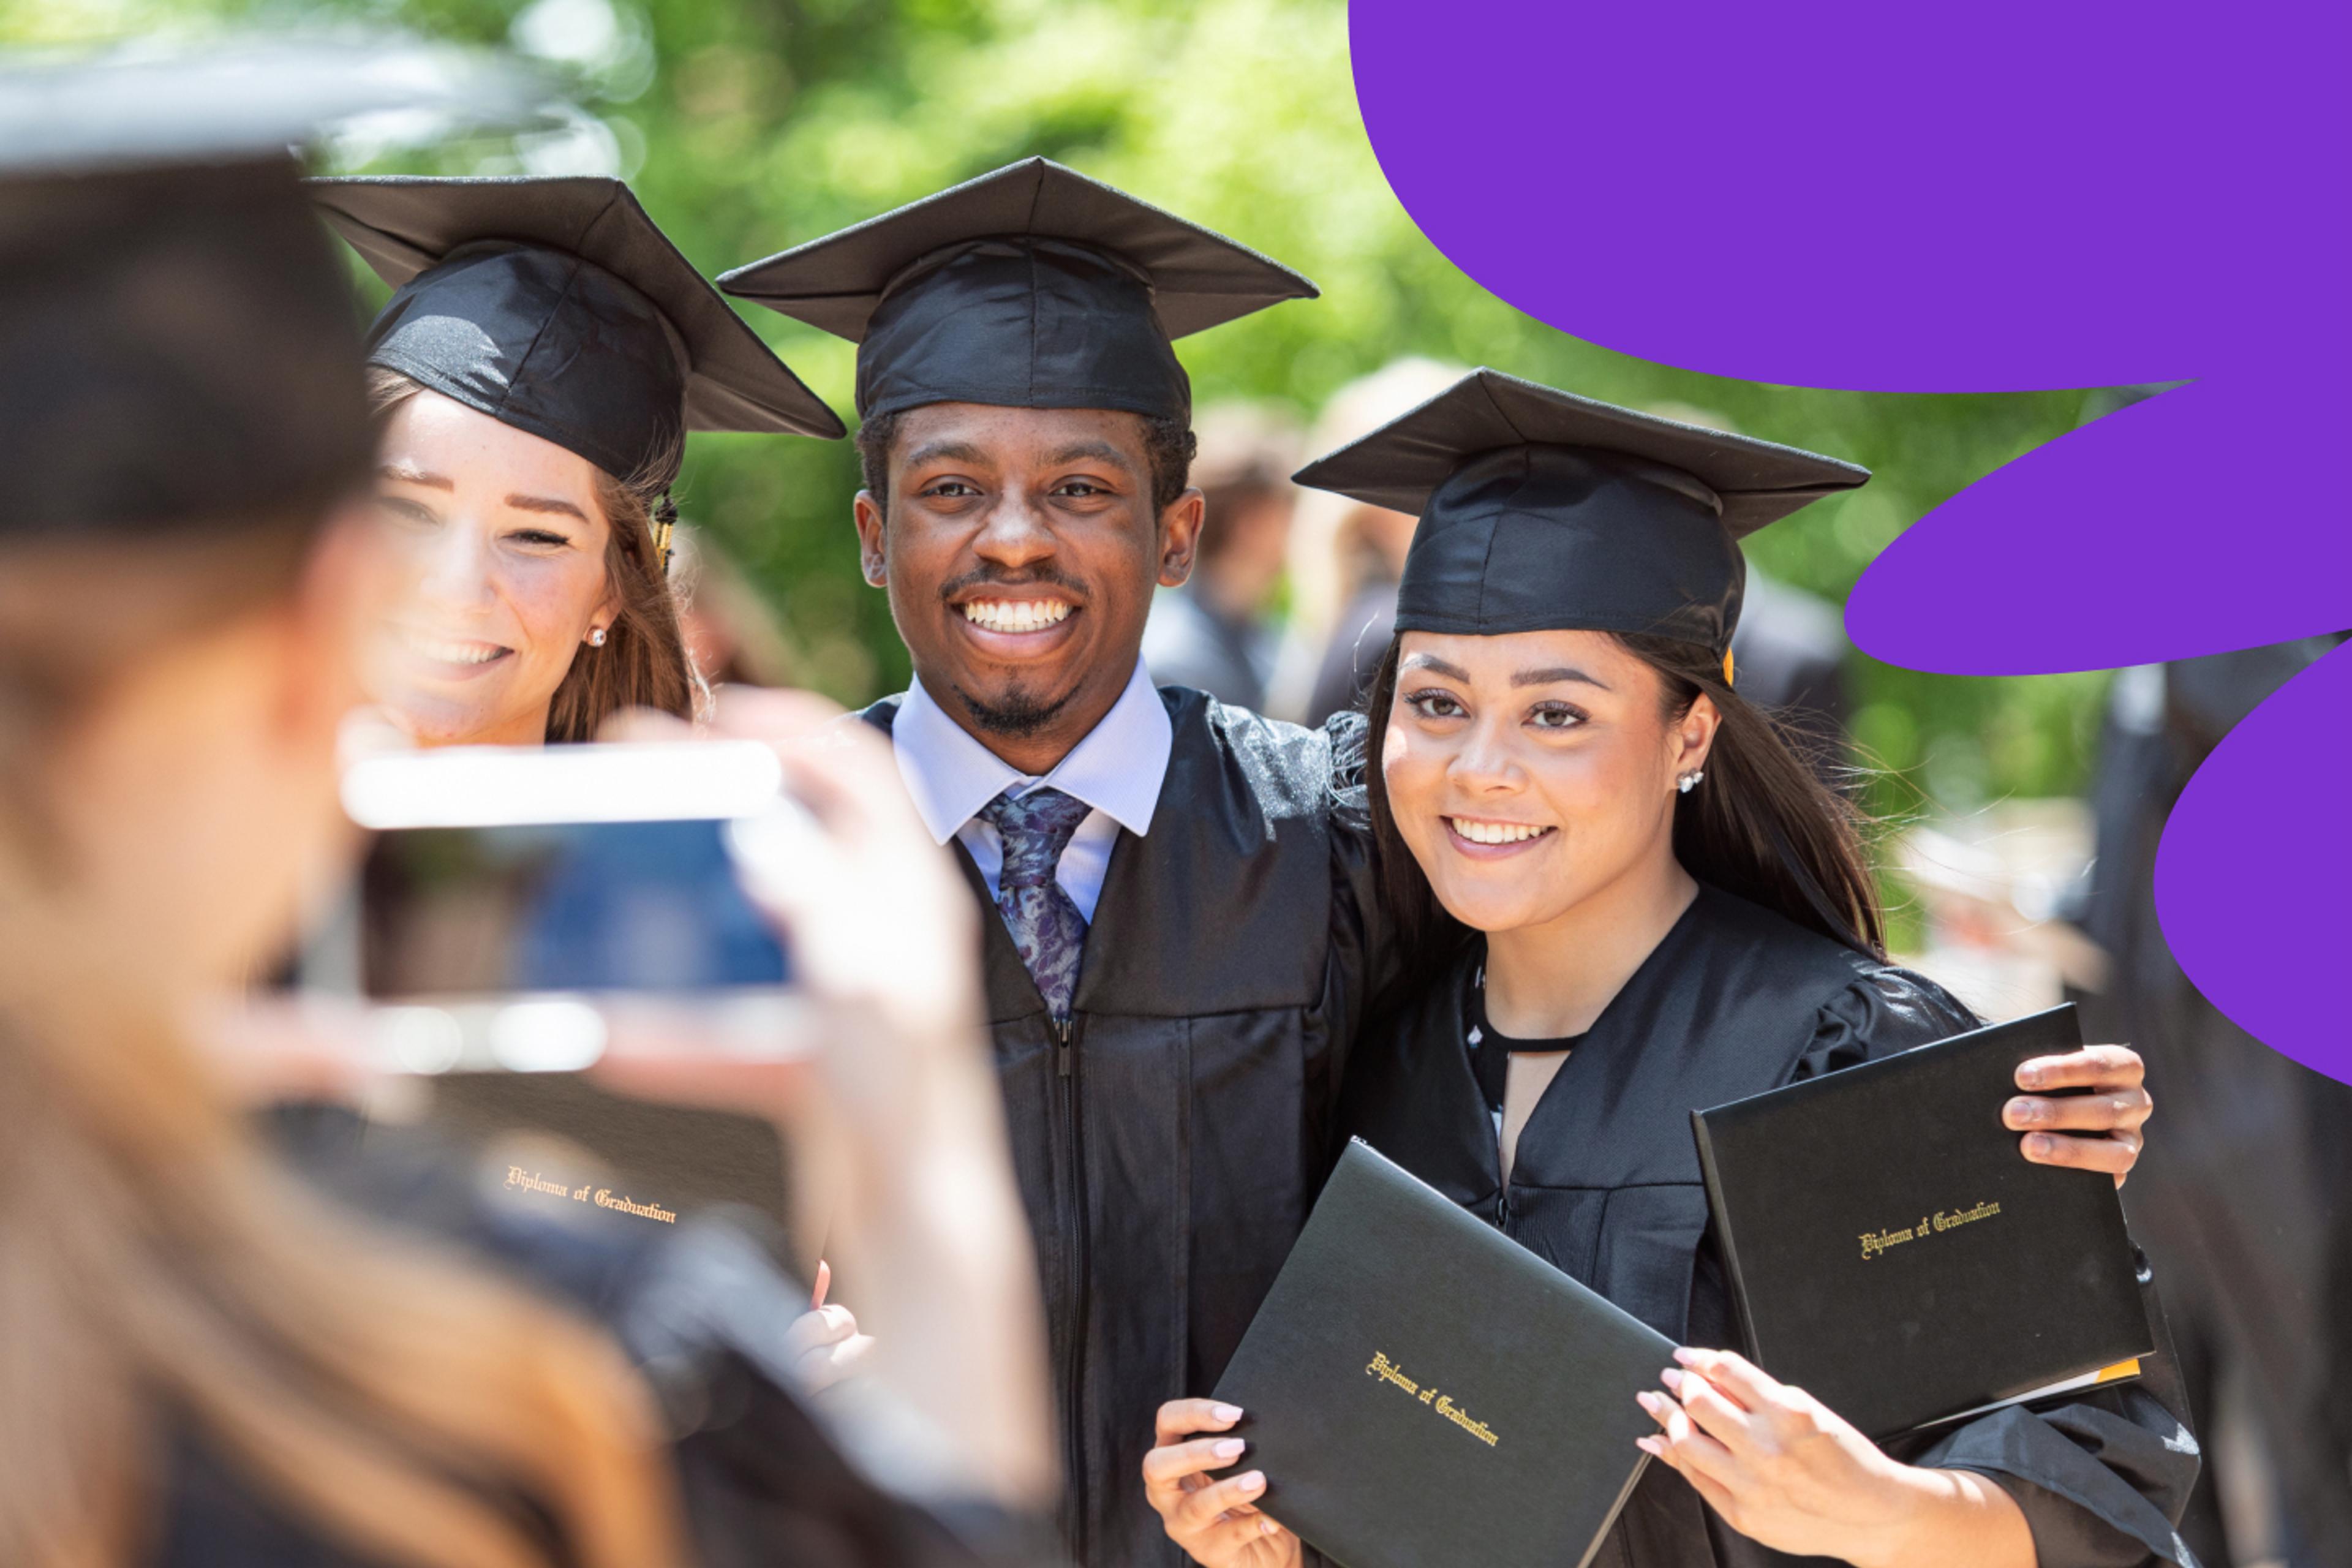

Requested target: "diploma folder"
[
  {"left": 1212, "top": 1139, "right": 1672, "bottom": 1568},
  {"left": 1690, "top": 1003, "right": 2151, "bottom": 1439}
]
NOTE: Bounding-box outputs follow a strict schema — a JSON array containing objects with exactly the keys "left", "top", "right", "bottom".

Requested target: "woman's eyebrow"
[
  {"left": 503, "top": 493, "right": 591, "bottom": 521},
  {"left": 377, "top": 462, "right": 451, "bottom": 490},
  {"left": 1400, "top": 654, "right": 1472, "bottom": 681},
  {"left": 1513, "top": 665, "right": 1609, "bottom": 691}
]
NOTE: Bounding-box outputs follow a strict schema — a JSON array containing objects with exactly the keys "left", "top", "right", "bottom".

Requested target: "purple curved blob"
[
  {"left": 1350, "top": 0, "right": 2348, "bottom": 391},
  {"left": 1847, "top": 379, "right": 2352, "bottom": 674},
  {"left": 2155, "top": 643, "right": 2351, "bottom": 1083},
  {"left": 1351, "top": 0, "right": 2351, "bottom": 1068}
]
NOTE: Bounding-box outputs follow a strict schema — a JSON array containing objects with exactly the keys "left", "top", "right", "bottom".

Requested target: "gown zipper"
[{"left": 1050, "top": 1011, "right": 1090, "bottom": 1558}]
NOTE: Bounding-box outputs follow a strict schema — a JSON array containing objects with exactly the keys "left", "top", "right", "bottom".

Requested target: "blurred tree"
[{"left": 2, "top": 0, "right": 2117, "bottom": 837}]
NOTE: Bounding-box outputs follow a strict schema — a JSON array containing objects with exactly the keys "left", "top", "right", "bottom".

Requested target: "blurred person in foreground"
[
  {"left": 1139, "top": 403, "right": 1301, "bottom": 709},
  {"left": 0, "top": 56, "right": 1052, "bottom": 1568},
  {"left": 310, "top": 174, "right": 843, "bottom": 746},
  {"left": 1269, "top": 358, "right": 1462, "bottom": 726}
]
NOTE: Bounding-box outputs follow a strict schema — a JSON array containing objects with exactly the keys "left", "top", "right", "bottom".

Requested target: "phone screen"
[{"left": 361, "top": 817, "right": 790, "bottom": 997}]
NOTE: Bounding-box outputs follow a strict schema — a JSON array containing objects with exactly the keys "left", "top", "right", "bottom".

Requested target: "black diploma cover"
[
  {"left": 1212, "top": 1140, "right": 1672, "bottom": 1568},
  {"left": 1691, "top": 1003, "right": 2151, "bottom": 1438}
]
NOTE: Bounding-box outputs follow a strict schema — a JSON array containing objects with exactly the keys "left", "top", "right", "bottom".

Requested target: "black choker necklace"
[{"left": 1464, "top": 963, "right": 1587, "bottom": 1116}]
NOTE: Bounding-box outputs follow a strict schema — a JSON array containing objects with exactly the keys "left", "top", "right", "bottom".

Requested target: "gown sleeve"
[
  {"left": 1314, "top": 709, "right": 1393, "bottom": 1161},
  {"left": 1788, "top": 971, "right": 2204, "bottom": 1568}
]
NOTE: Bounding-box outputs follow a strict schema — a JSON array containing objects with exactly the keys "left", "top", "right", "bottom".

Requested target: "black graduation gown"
[
  {"left": 153, "top": 1105, "right": 1052, "bottom": 1568},
  {"left": 862, "top": 688, "right": 1384, "bottom": 1567},
  {"left": 1338, "top": 885, "right": 2203, "bottom": 1568}
]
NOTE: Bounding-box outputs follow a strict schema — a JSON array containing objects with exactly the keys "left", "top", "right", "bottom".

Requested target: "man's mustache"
[{"left": 937, "top": 566, "right": 1089, "bottom": 603}]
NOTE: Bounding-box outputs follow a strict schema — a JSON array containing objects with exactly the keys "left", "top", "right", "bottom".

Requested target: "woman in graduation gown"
[
  {"left": 1148, "top": 371, "right": 2195, "bottom": 1568},
  {"left": 309, "top": 175, "right": 844, "bottom": 746}
]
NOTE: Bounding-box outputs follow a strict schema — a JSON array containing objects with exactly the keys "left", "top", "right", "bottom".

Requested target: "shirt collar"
[{"left": 891, "top": 658, "right": 1172, "bottom": 846}]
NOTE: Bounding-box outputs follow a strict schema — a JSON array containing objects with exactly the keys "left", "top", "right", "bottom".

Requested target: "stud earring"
[
  {"left": 588, "top": 627, "right": 608, "bottom": 647},
  {"left": 1676, "top": 770, "right": 1703, "bottom": 794}
]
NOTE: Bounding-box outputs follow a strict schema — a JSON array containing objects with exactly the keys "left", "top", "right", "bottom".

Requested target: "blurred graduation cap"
[
  {"left": 1292, "top": 368, "right": 1868, "bottom": 660},
  {"left": 0, "top": 43, "right": 532, "bottom": 538},
  {"left": 313, "top": 176, "right": 844, "bottom": 496},
  {"left": 718, "top": 157, "right": 1317, "bottom": 423}
]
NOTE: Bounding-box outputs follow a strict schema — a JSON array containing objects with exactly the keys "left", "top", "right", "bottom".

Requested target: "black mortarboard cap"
[
  {"left": 0, "top": 45, "right": 526, "bottom": 538},
  {"left": 1292, "top": 369, "right": 1868, "bottom": 657},
  {"left": 314, "top": 176, "right": 844, "bottom": 490},
  {"left": 717, "top": 157, "right": 1316, "bottom": 423}
]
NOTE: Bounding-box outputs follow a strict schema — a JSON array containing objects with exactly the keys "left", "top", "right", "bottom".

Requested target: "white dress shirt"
[{"left": 888, "top": 658, "right": 1173, "bottom": 922}]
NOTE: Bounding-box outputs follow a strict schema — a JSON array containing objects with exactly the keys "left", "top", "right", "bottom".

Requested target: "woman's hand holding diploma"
[
  {"left": 1637, "top": 1347, "right": 2034, "bottom": 1568},
  {"left": 2008, "top": 1044, "right": 2152, "bottom": 1186},
  {"left": 1144, "top": 1399, "right": 1303, "bottom": 1568}
]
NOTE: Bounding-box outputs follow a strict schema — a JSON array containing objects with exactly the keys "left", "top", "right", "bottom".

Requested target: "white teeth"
[
  {"left": 401, "top": 629, "right": 505, "bottom": 665},
  {"left": 1449, "top": 818, "right": 1553, "bottom": 845},
  {"left": 962, "top": 599, "right": 1072, "bottom": 632}
]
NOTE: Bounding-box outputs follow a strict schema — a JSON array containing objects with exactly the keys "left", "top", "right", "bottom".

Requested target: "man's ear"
[
  {"left": 1156, "top": 486, "right": 1205, "bottom": 589},
  {"left": 852, "top": 490, "right": 888, "bottom": 587}
]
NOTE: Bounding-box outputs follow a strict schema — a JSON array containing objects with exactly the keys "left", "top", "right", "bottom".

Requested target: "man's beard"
[{"left": 954, "top": 677, "right": 1079, "bottom": 739}]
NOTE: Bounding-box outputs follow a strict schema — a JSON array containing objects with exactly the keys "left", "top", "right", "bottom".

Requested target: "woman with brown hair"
[
  {"left": 0, "top": 90, "right": 1049, "bottom": 1568},
  {"left": 309, "top": 174, "right": 844, "bottom": 747},
  {"left": 1147, "top": 372, "right": 2193, "bottom": 1568}
]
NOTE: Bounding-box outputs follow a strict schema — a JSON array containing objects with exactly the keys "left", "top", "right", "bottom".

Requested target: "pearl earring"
[
  {"left": 1677, "top": 770, "right": 1703, "bottom": 794},
  {"left": 588, "top": 627, "right": 608, "bottom": 647}
]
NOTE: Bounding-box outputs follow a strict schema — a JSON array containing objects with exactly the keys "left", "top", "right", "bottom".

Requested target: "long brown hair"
[
  {"left": 0, "top": 525, "right": 684, "bottom": 1567},
  {"left": 366, "top": 369, "right": 699, "bottom": 742},
  {"left": 1363, "top": 630, "right": 1886, "bottom": 998}
]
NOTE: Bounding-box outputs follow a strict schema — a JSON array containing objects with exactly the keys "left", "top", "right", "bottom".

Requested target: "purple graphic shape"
[
  {"left": 2155, "top": 643, "right": 2351, "bottom": 1082},
  {"left": 1351, "top": 0, "right": 2350, "bottom": 1076},
  {"left": 1349, "top": 1, "right": 2345, "bottom": 391},
  {"left": 1848, "top": 382, "right": 2352, "bottom": 674}
]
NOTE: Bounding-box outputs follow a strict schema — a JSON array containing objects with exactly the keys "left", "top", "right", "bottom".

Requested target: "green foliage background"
[{"left": 8, "top": 0, "right": 2119, "bottom": 830}]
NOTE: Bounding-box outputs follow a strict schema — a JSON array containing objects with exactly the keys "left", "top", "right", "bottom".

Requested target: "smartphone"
[
  {"left": 345, "top": 739, "right": 802, "bottom": 1007},
  {"left": 329, "top": 741, "right": 813, "bottom": 1243}
]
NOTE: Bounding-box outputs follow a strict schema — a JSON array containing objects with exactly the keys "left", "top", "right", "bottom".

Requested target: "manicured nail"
[
  {"left": 1660, "top": 1368, "right": 1685, "bottom": 1392},
  {"left": 1239, "top": 1471, "right": 1265, "bottom": 1493},
  {"left": 1637, "top": 1436, "right": 1663, "bottom": 1456},
  {"left": 1212, "top": 1403, "right": 1242, "bottom": 1423},
  {"left": 1213, "top": 1439, "right": 1245, "bottom": 1460},
  {"left": 1670, "top": 1346, "right": 1700, "bottom": 1366},
  {"left": 1636, "top": 1391, "right": 1662, "bottom": 1415}
]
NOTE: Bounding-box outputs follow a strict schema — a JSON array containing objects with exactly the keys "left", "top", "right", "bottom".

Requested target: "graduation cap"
[
  {"left": 0, "top": 45, "right": 523, "bottom": 538},
  {"left": 1292, "top": 368, "right": 1868, "bottom": 660},
  {"left": 717, "top": 157, "right": 1316, "bottom": 423},
  {"left": 313, "top": 176, "right": 845, "bottom": 499}
]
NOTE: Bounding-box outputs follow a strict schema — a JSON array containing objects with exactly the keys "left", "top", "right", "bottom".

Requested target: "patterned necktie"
[{"left": 978, "top": 785, "right": 1095, "bottom": 1020}]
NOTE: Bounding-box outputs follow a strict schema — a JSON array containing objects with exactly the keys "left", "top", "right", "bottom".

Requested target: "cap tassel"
[
  {"left": 1722, "top": 649, "right": 1736, "bottom": 688},
  {"left": 652, "top": 492, "right": 677, "bottom": 575}
]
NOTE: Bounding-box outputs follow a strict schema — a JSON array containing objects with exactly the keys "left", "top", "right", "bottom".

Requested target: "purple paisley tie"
[{"left": 978, "top": 786, "right": 1094, "bottom": 1020}]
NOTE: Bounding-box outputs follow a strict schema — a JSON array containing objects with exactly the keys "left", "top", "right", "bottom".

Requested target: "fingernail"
[
  {"left": 1213, "top": 1439, "right": 1245, "bottom": 1460},
  {"left": 1240, "top": 1471, "right": 1265, "bottom": 1493},
  {"left": 1260, "top": 1518, "right": 1278, "bottom": 1536},
  {"left": 2007, "top": 1097, "right": 2037, "bottom": 1125},
  {"left": 1637, "top": 1436, "right": 1663, "bottom": 1456},
  {"left": 1660, "top": 1368, "right": 1684, "bottom": 1392},
  {"left": 2027, "top": 1133, "right": 2053, "bottom": 1156},
  {"left": 1212, "top": 1403, "right": 1242, "bottom": 1423},
  {"left": 2019, "top": 1066, "right": 2045, "bottom": 1088},
  {"left": 1636, "top": 1391, "right": 1662, "bottom": 1414},
  {"left": 1670, "top": 1346, "right": 1700, "bottom": 1366}
]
